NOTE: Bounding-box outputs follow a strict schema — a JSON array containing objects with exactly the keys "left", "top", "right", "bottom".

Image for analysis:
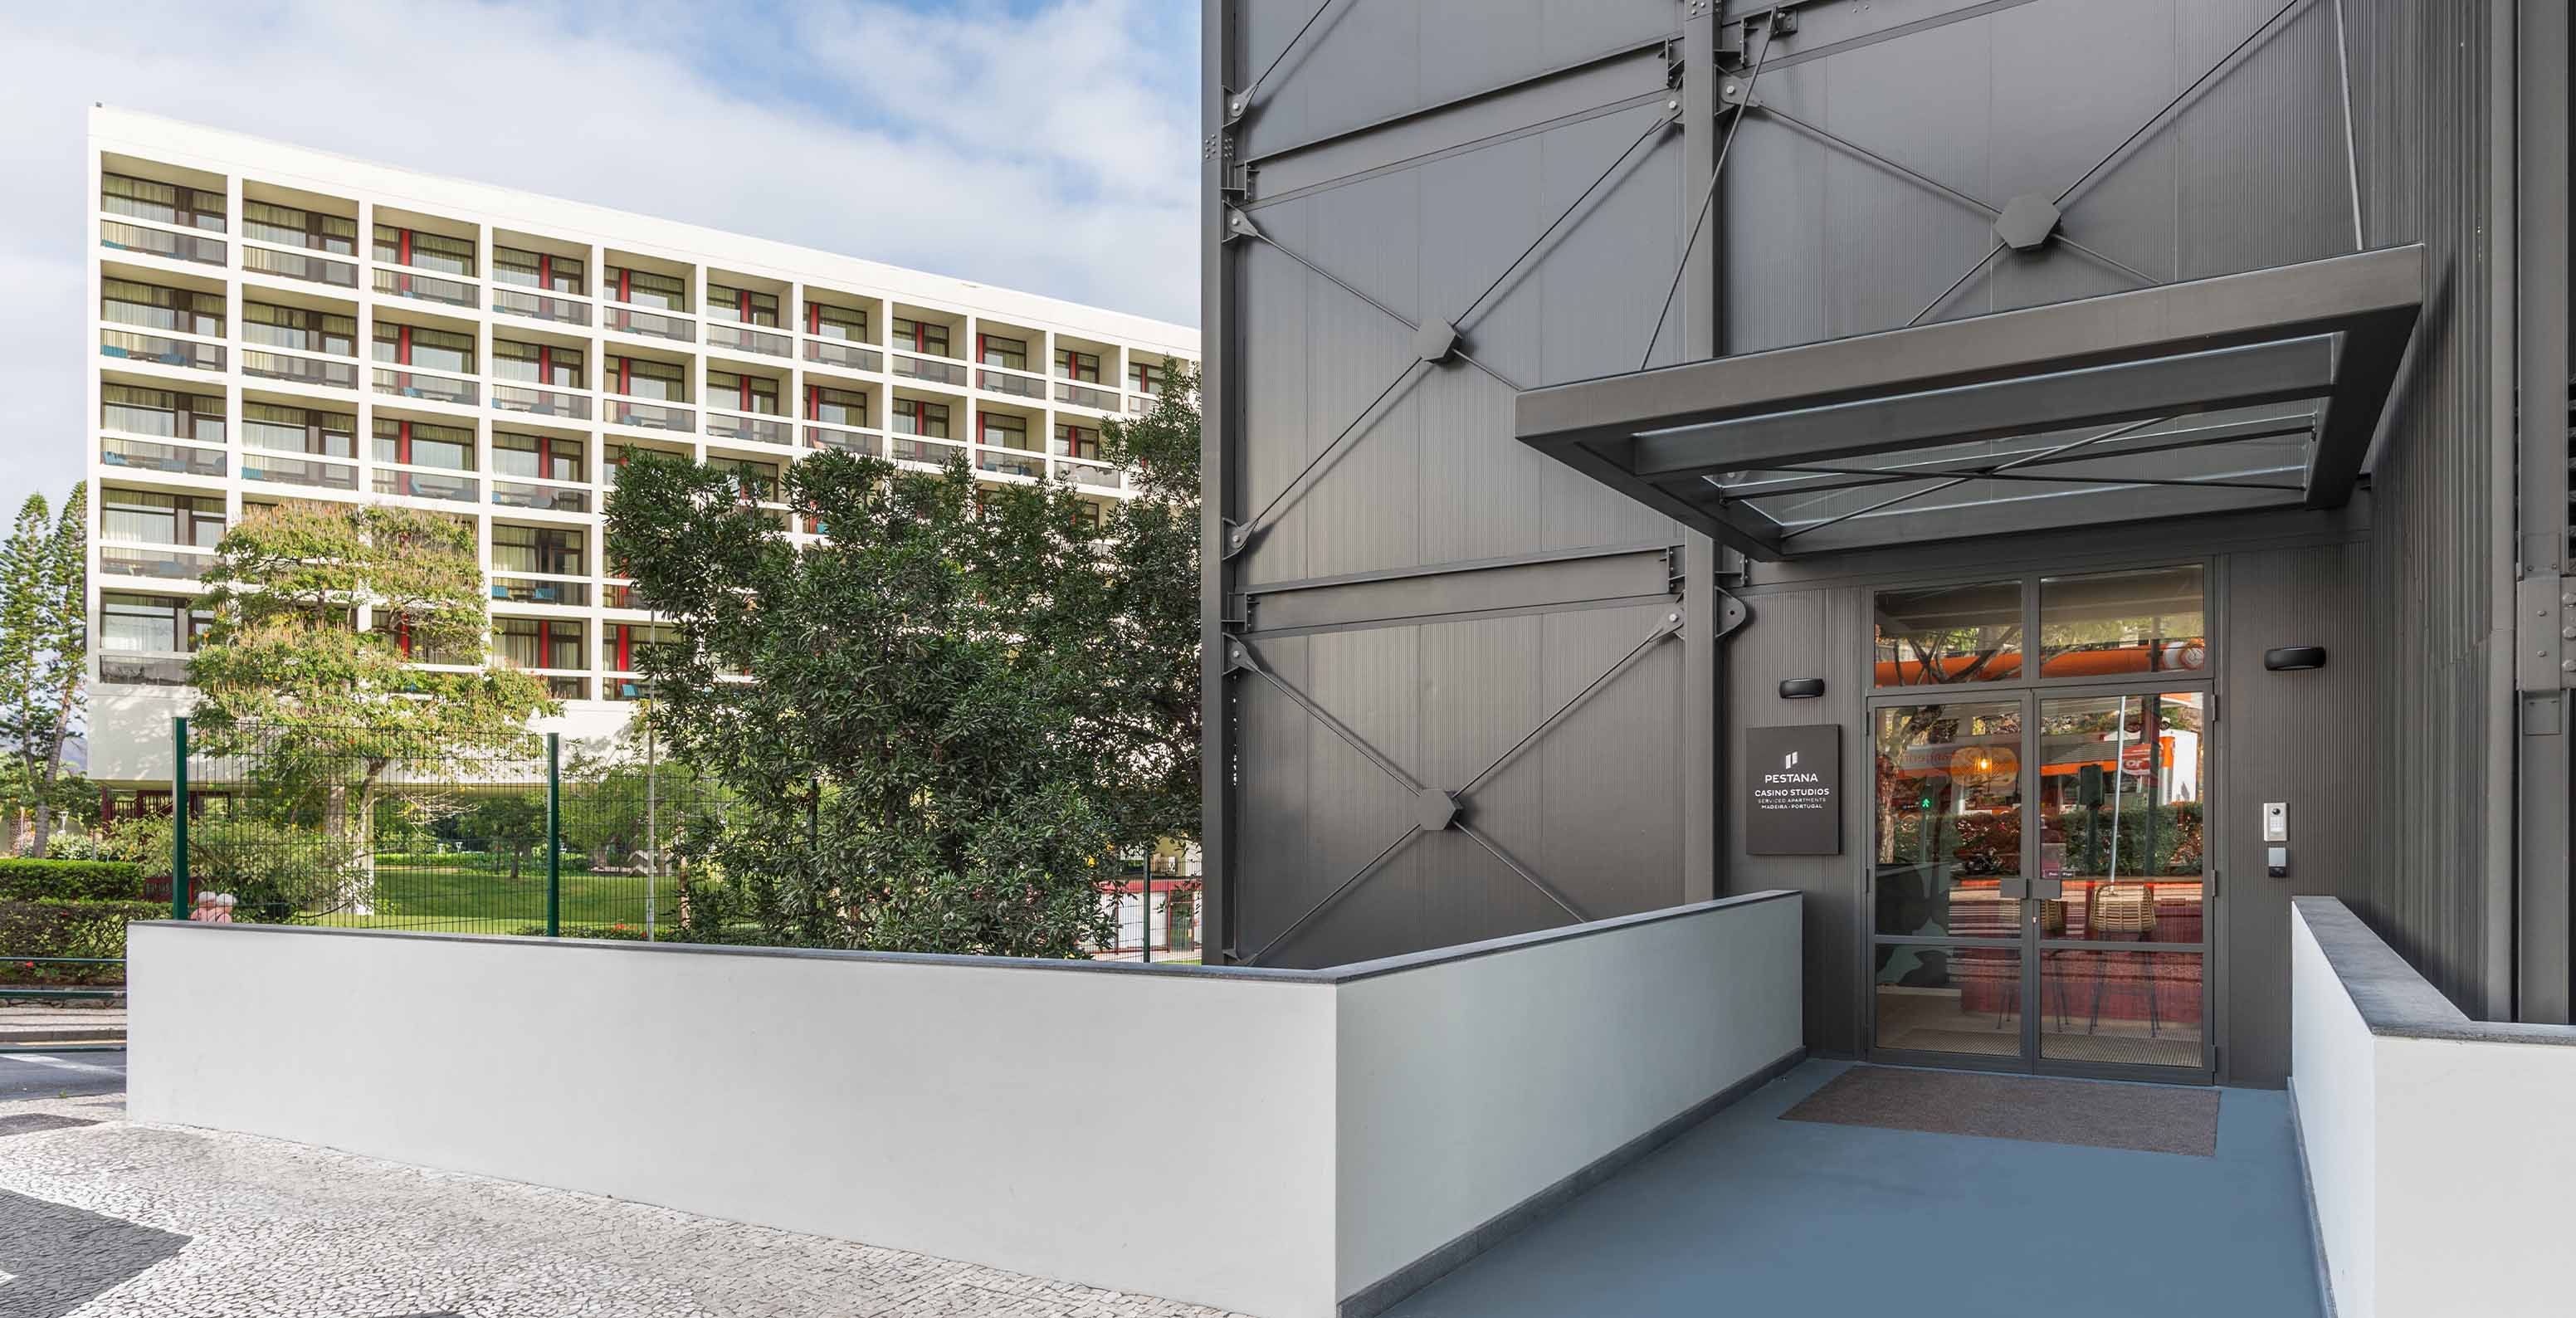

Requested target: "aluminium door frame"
[{"left": 1857, "top": 558, "right": 2222, "bottom": 1084}]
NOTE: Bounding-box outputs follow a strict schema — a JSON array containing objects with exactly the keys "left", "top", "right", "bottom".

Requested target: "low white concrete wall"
[
  {"left": 130, "top": 925, "right": 1342, "bottom": 1318},
  {"left": 129, "top": 891, "right": 1803, "bottom": 1318},
  {"left": 1333, "top": 895, "right": 1801, "bottom": 1301},
  {"left": 2290, "top": 901, "right": 2576, "bottom": 1318}
]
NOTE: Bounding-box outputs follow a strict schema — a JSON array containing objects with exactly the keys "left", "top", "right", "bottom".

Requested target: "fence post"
[
  {"left": 545, "top": 731, "right": 562, "bottom": 937},
  {"left": 171, "top": 716, "right": 189, "bottom": 920}
]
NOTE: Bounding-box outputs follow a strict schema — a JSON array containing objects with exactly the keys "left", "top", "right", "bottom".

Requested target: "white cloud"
[{"left": 0, "top": 0, "right": 1200, "bottom": 514}]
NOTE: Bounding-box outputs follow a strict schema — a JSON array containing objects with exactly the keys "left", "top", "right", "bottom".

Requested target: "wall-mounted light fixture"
[
  {"left": 2263, "top": 645, "right": 2328, "bottom": 671},
  {"left": 1778, "top": 677, "right": 1827, "bottom": 699}
]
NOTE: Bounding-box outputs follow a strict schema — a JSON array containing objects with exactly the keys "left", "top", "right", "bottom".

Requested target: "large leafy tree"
[
  {"left": 603, "top": 366, "right": 1202, "bottom": 956},
  {"left": 191, "top": 501, "right": 556, "bottom": 904},
  {"left": 0, "top": 485, "right": 90, "bottom": 855}
]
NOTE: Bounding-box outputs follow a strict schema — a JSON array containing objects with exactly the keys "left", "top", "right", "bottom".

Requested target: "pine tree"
[
  {"left": 29, "top": 484, "right": 89, "bottom": 856},
  {"left": 0, "top": 493, "right": 48, "bottom": 849}
]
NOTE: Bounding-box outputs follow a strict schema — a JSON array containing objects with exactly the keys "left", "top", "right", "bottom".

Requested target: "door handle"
[
  {"left": 1997, "top": 877, "right": 2029, "bottom": 900},
  {"left": 2032, "top": 877, "right": 2065, "bottom": 901}
]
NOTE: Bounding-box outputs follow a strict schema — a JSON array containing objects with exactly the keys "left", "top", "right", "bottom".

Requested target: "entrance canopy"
[{"left": 1515, "top": 247, "right": 2423, "bottom": 559}]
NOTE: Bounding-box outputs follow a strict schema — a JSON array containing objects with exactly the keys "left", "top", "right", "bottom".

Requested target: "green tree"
[
  {"left": 458, "top": 793, "right": 548, "bottom": 883},
  {"left": 190, "top": 501, "right": 556, "bottom": 910},
  {"left": 603, "top": 366, "right": 1203, "bottom": 956},
  {"left": 0, "top": 485, "right": 90, "bottom": 855}
]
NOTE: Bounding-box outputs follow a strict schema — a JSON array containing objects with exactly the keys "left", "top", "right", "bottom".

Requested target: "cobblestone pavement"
[{"left": 0, "top": 1093, "right": 1244, "bottom": 1318}]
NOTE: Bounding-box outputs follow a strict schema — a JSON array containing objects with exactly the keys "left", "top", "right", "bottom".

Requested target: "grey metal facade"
[{"left": 1203, "top": 0, "right": 2571, "bottom": 1078}]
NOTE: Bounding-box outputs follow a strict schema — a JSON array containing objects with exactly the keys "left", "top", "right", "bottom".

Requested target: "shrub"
[
  {"left": 0, "top": 899, "right": 161, "bottom": 984},
  {"left": 0, "top": 858, "right": 149, "bottom": 903},
  {"left": 510, "top": 920, "right": 655, "bottom": 941}
]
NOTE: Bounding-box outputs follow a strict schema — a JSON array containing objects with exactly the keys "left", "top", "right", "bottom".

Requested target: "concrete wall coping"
[
  {"left": 2294, "top": 897, "right": 2576, "bottom": 1046},
  {"left": 132, "top": 889, "right": 1798, "bottom": 987}
]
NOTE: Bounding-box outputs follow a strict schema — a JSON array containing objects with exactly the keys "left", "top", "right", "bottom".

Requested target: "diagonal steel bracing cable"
[
  {"left": 1250, "top": 233, "right": 1523, "bottom": 391},
  {"left": 1905, "top": 0, "right": 2314, "bottom": 327},
  {"left": 1237, "top": 106, "right": 1681, "bottom": 543},
  {"left": 1232, "top": 0, "right": 1342, "bottom": 119},
  {"left": 1641, "top": 20, "right": 1778, "bottom": 371},
  {"left": 1773, "top": 416, "right": 2168, "bottom": 542}
]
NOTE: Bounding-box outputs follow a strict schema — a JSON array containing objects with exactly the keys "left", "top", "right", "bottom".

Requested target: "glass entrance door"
[{"left": 1868, "top": 688, "right": 2210, "bottom": 1075}]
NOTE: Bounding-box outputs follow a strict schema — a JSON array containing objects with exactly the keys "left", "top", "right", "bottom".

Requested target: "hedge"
[
  {"left": 0, "top": 858, "right": 149, "bottom": 903},
  {"left": 0, "top": 899, "right": 160, "bottom": 984},
  {"left": 512, "top": 921, "right": 657, "bottom": 941}
]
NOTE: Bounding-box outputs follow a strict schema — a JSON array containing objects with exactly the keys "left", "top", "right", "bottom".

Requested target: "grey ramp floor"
[{"left": 1383, "top": 1059, "right": 2324, "bottom": 1318}]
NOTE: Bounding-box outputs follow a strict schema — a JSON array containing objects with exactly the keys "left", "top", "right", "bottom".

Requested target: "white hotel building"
[{"left": 80, "top": 107, "right": 1198, "bottom": 798}]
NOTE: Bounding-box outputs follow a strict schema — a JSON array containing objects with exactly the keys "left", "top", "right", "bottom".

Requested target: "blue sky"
[{"left": 0, "top": 0, "right": 1202, "bottom": 516}]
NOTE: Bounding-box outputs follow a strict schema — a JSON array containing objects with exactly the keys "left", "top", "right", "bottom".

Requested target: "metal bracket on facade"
[
  {"left": 1716, "top": 588, "right": 1750, "bottom": 639},
  {"left": 1413, "top": 319, "right": 1461, "bottom": 364},
  {"left": 2515, "top": 572, "right": 2576, "bottom": 690},
  {"left": 1222, "top": 518, "right": 1253, "bottom": 560},
  {"left": 1222, "top": 207, "right": 1263, "bottom": 244},
  {"left": 1718, "top": 76, "right": 1764, "bottom": 111},
  {"left": 1222, "top": 593, "right": 1252, "bottom": 630}
]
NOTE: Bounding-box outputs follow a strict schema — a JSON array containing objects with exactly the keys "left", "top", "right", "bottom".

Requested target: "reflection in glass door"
[
  {"left": 1870, "top": 701, "right": 2027, "bottom": 1061},
  {"left": 2033, "top": 692, "right": 2207, "bottom": 1069}
]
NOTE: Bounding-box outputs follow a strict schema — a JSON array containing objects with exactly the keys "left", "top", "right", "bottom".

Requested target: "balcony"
[
  {"left": 373, "top": 267, "right": 477, "bottom": 309},
  {"left": 890, "top": 436, "right": 964, "bottom": 466},
  {"left": 100, "top": 330, "right": 223, "bottom": 373},
  {"left": 490, "top": 577, "right": 589, "bottom": 607},
  {"left": 490, "top": 383, "right": 593, "bottom": 421},
  {"left": 1126, "top": 394, "right": 1151, "bottom": 415},
  {"left": 606, "top": 399, "right": 695, "bottom": 433},
  {"left": 606, "top": 307, "right": 694, "bottom": 343},
  {"left": 891, "top": 354, "right": 968, "bottom": 388},
  {"left": 100, "top": 219, "right": 224, "bottom": 267},
  {"left": 242, "top": 245, "right": 359, "bottom": 288},
  {"left": 373, "top": 369, "right": 479, "bottom": 408},
  {"left": 242, "top": 349, "right": 359, "bottom": 391},
  {"left": 491, "top": 481, "right": 590, "bottom": 514},
  {"left": 492, "top": 286, "right": 592, "bottom": 327},
  {"left": 242, "top": 453, "right": 359, "bottom": 491},
  {"left": 100, "top": 436, "right": 224, "bottom": 477},
  {"left": 976, "top": 448, "right": 1045, "bottom": 479},
  {"left": 708, "top": 322, "right": 791, "bottom": 359},
  {"left": 99, "top": 545, "right": 214, "bottom": 581},
  {"left": 1054, "top": 381, "right": 1120, "bottom": 412},
  {"left": 373, "top": 470, "right": 479, "bottom": 503},
  {"left": 804, "top": 424, "right": 881, "bottom": 456},
  {"left": 1059, "top": 460, "right": 1122, "bottom": 491},
  {"left": 804, "top": 339, "right": 881, "bottom": 373},
  {"left": 707, "top": 412, "right": 793, "bottom": 446},
  {"left": 977, "top": 368, "right": 1047, "bottom": 401},
  {"left": 100, "top": 656, "right": 188, "bottom": 686}
]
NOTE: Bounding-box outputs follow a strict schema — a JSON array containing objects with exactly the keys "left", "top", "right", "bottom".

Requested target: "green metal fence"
[{"left": 173, "top": 717, "right": 727, "bottom": 938}]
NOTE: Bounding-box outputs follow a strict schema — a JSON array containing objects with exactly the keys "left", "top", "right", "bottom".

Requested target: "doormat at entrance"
[{"left": 1779, "top": 1066, "right": 2218, "bottom": 1156}]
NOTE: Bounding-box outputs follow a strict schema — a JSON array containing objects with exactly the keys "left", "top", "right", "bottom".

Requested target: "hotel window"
[
  {"left": 707, "top": 284, "right": 780, "bottom": 327},
  {"left": 372, "top": 323, "right": 476, "bottom": 374},
  {"left": 605, "top": 355, "right": 686, "bottom": 402},
  {"left": 806, "top": 301, "right": 867, "bottom": 340},
  {"left": 1874, "top": 581, "right": 2023, "bottom": 686},
  {"left": 496, "top": 618, "right": 585, "bottom": 671},
  {"left": 978, "top": 334, "right": 1028, "bottom": 370},
  {"left": 494, "top": 339, "right": 583, "bottom": 388},
  {"left": 606, "top": 266, "right": 688, "bottom": 312},
  {"left": 373, "top": 225, "right": 476, "bottom": 276},
  {"left": 979, "top": 412, "right": 1032, "bottom": 451},
  {"left": 721, "top": 460, "right": 781, "bottom": 501},
  {"left": 2037, "top": 565, "right": 2209, "bottom": 678},
  {"left": 1055, "top": 348, "right": 1100, "bottom": 383},
  {"left": 373, "top": 418, "right": 476, "bottom": 470},
  {"left": 102, "top": 279, "right": 223, "bottom": 337},
  {"left": 490, "top": 524, "right": 584, "bottom": 576},
  {"left": 805, "top": 384, "right": 867, "bottom": 427},
  {"left": 890, "top": 399, "right": 950, "bottom": 438},
  {"left": 242, "top": 302, "right": 356, "bottom": 356},
  {"left": 1128, "top": 360, "right": 1171, "bottom": 396},
  {"left": 101, "top": 489, "right": 225, "bottom": 548},
  {"left": 1053, "top": 423, "right": 1101, "bottom": 460},
  {"left": 601, "top": 623, "right": 681, "bottom": 672},
  {"left": 494, "top": 247, "right": 584, "bottom": 295},
  {"left": 494, "top": 432, "right": 583, "bottom": 483},
  {"left": 242, "top": 200, "right": 355, "bottom": 254},
  {"left": 242, "top": 403, "right": 355, "bottom": 457},
  {"left": 708, "top": 370, "right": 781, "bottom": 415},
  {"left": 372, "top": 611, "right": 472, "bottom": 665},
  {"left": 1071, "top": 500, "right": 1105, "bottom": 535},
  {"left": 102, "top": 384, "right": 224, "bottom": 442},
  {"left": 102, "top": 173, "right": 226, "bottom": 233},
  {"left": 100, "top": 593, "right": 211, "bottom": 653},
  {"left": 892, "top": 317, "right": 951, "bottom": 356}
]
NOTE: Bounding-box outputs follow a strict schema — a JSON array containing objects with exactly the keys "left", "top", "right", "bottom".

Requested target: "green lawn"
[{"left": 303, "top": 854, "right": 676, "bottom": 935}]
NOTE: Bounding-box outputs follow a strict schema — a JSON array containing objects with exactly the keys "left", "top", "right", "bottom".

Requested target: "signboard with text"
[{"left": 1746, "top": 725, "right": 1842, "bottom": 855}]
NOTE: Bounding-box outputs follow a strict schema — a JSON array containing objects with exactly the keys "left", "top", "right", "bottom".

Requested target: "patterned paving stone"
[{"left": 0, "top": 1096, "right": 1247, "bottom": 1318}]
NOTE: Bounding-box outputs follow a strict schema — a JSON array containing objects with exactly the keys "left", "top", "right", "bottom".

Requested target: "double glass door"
[{"left": 1868, "top": 687, "right": 2210, "bottom": 1074}]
